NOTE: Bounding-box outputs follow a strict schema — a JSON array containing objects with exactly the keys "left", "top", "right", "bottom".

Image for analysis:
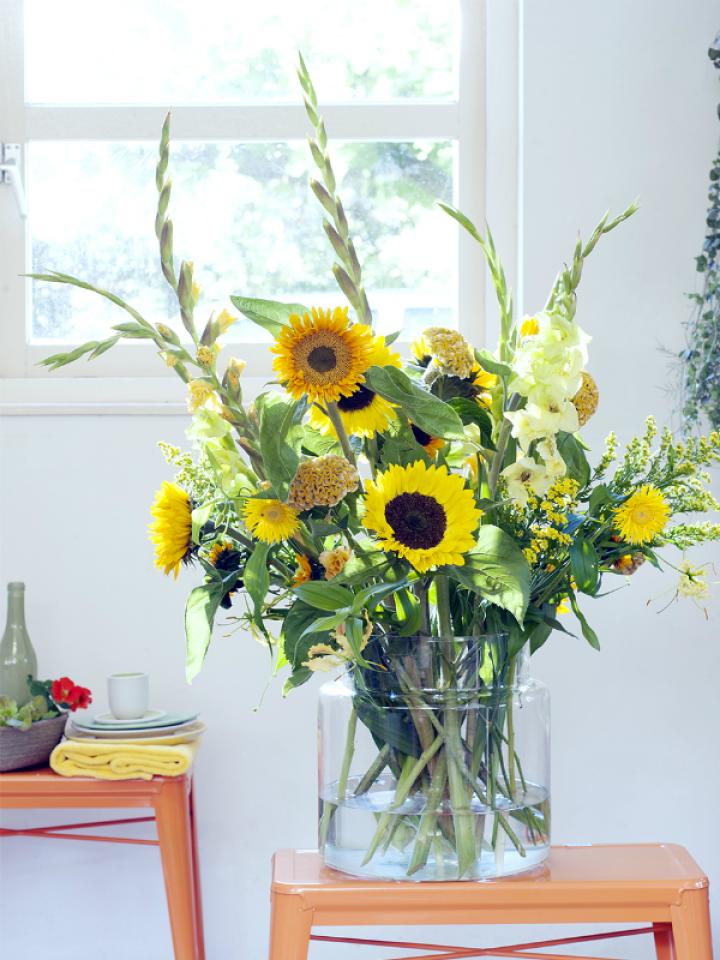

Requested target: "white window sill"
[{"left": 0, "top": 376, "right": 271, "bottom": 415}]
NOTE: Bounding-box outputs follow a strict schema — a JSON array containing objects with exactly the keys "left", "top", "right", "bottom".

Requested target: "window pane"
[
  {"left": 29, "top": 141, "right": 455, "bottom": 342},
  {"left": 25, "top": 1, "right": 458, "bottom": 103}
]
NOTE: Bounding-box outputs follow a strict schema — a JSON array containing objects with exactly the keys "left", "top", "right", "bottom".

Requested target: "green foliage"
[
  {"left": 569, "top": 535, "right": 600, "bottom": 595},
  {"left": 229, "top": 296, "right": 307, "bottom": 338},
  {"left": 0, "top": 694, "right": 57, "bottom": 730},
  {"left": 448, "top": 526, "right": 531, "bottom": 625},
  {"left": 557, "top": 432, "right": 591, "bottom": 487},
  {"left": 365, "top": 365, "right": 465, "bottom": 439},
  {"left": 257, "top": 394, "right": 305, "bottom": 499}
]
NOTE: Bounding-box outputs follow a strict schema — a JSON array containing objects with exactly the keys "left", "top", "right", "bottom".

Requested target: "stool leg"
[
  {"left": 189, "top": 784, "right": 206, "bottom": 960},
  {"left": 670, "top": 887, "right": 714, "bottom": 960},
  {"left": 268, "top": 892, "right": 313, "bottom": 960},
  {"left": 154, "top": 778, "right": 200, "bottom": 960},
  {"left": 654, "top": 922, "right": 675, "bottom": 959}
]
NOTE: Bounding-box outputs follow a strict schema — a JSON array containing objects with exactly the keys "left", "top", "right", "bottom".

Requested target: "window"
[{"left": 0, "top": 0, "right": 520, "bottom": 408}]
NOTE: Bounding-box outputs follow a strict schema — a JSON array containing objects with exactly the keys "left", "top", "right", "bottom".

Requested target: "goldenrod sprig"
[{"left": 297, "top": 53, "right": 373, "bottom": 328}]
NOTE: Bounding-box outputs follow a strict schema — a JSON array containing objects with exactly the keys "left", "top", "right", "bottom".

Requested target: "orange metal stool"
[
  {"left": 269, "top": 845, "right": 714, "bottom": 959},
  {"left": 0, "top": 767, "right": 205, "bottom": 960}
]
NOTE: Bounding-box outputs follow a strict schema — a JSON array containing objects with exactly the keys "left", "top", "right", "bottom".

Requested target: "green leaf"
[
  {"left": 229, "top": 296, "right": 308, "bottom": 339},
  {"left": 191, "top": 503, "right": 214, "bottom": 545},
  {"left": 570, "top": 535, "right": 600, "bottom": 595},
  {"left": 185, "top": 580, "right": 225, "bottom": 681},
  {"left": 300, "top": 609, "right": 351, "bottom": 639},
  {"left": 351, "top": 579, "right": 408, "bottom": 613},
  {"left": 448, "top": 398, "right": 495, "bottom": 448},
  {"left": 282, "top": 600, "right": 332, "bottom": 670},
  {"left": 588, "top": 484, "right": 612, "bottom": 515},
  {"left": 528, "top": 621, "right": 553, "bottom": 654},
  {"left": 300, "top": 425, "right": 341, "bottom": 457},
  {"left": 293, "top": 581, "right": 354, "bottom": 611},
  {"left": 282, "top": 667, "right": 313, "bottom": 696},
  {"left": 569, "top": 592, "right": 601, "bottom": 650},
  {"left": 245, "top": 543, "right": 270, "bottom": 630},
  {"left": 365, "top": 365, "right": 465, "bottom": 440},
  {"left": 257, "top": 394, "right": 304, "bottom": 499},
  {"left": 557, "top": 432, "right": 591, "bottom": 487},
  {"left": 448, "top": 525, "right": 531, "bottom": 624},
  {"left": 394, "top": 589, "right": 423, "bottom": 636},
  {"left": 474, "top": 349, "right": 512, "bottom": 380}
]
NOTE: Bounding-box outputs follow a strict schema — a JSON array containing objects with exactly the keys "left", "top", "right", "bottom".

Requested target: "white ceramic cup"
[{"left": 107, "top": 672, "right": 150, "bottom": 720}]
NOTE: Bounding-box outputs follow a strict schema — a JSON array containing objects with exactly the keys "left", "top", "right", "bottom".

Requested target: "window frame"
[{"left": 0, "top": 0, "right": 521, "bottom": 413}]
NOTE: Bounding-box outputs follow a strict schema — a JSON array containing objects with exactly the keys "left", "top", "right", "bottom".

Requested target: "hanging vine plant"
[{"left": 680, "top": 32, "right": 720, "bottom": 432}]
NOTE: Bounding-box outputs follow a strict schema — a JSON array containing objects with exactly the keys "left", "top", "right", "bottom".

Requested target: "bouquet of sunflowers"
[{"left": 35, "top": 60, "right": 720, "bottom": 880}]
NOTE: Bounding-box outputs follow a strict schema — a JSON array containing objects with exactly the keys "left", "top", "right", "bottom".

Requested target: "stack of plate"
[{"left": 67, "top": 709, "right": 203, "bottom": 742}]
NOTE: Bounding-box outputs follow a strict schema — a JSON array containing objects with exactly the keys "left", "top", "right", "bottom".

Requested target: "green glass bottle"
[{"left": 0, "top": 582, "right": 38, "bottom": 706}]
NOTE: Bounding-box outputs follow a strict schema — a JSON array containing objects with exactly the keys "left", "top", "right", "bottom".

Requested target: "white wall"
[{"left": 2, "top": 2, "right": 719, "bottom": 958}]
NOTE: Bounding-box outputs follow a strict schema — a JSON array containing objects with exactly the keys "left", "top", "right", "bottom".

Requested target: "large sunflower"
[
  {"left": 243, "top": 498, "right": 300, "bottom": 544},
  {"left": 309, "top": 336, "right": 400, "bottom": 437},
  {"left": 362, "top": 461, "right": 481, "bottom": 573},
  {"left": 149, "top": 481, "right": 193, "bottom": 578},
  {"left": 613, "top": 485, "right": 670, "bottom": 545},
  {"left": 272, "top": 306, "right": 375, "bottom": 405}
]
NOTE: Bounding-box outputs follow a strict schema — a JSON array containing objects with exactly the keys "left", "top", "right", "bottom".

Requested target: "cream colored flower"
[
  {"left": 501, "top": 457, "right": 552, "bottom": 506},
  {"left": 677, "top": 559, "right": 710, "bottom": 600},
  {"left": 216, "top": 308, "right": 237, "bottom": 335},
  {"left": 319, "top": 547, "right": 353, "bottom": 580},
  {"left": 187, "top": 379, "right": 220, "bottom": 414}
]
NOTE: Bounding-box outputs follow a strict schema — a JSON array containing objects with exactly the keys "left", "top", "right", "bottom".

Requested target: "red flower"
[
  {"left": 68, "top": 685, "right": 92, "bottom": 711},
  {"left": 50, "top": 677, "right": 93, "bottom": 711},
  {"left": 51, "top": 677, "right": 75, "bottom": 704}
]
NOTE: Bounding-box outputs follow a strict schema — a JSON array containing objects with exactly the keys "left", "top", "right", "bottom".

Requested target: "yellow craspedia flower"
[
  {"left": 362, "top": 461, "right": 481, "bottom": 573},
  {"left": 243, "top": 498, "right": 300, "bottom": 544},
  {"left": 309, "top": 336, "right": 400, "bottom": 438},
  {"left": 572, "top": 371, "right": 600, "bottom": 426},
  {"left": 287, "top": 455, "right": 360, "bottom": 511},
  {"left": 613, "top": 485, "right": 671, "bottom": 545},
  {"left": 148, "top": 481, "right": 192, "bottom": 578},
  {"left": 271, "top": 306, "right": 375, "bottom": 405}
]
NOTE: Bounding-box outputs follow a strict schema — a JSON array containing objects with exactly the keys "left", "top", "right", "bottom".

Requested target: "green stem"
[
  {"left": 506, "top": 656, "right": 517, "bottom": 800},
  {"left": 488, "top": 392, "right": 520, "bottom": 497},
  {"left": 319, "top": 704, "right": 356, "bottom": 847},
  {"left": 325, "top": 401, "right": 356, "bottom": 466}
]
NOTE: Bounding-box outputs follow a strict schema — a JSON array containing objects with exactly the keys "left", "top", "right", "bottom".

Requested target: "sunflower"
[
  {"left": 470, "top": 363, "right": 498, "bottom": 408},
  {"left": 362, "top": 461, "right": 481, "bottom": 573},
  {"left": 410, "top": 423, "right": 445, "bottom": 457},
  {"left": 411, "top": 334, "right": 432, "bottom": 366},
  {"left": 148, "top": 481, "right": 193, "bottom": 578},
  {"left": 613, "top": 485, "right": 670, "bottom": 545},
  {"left": 309, "top": 336, "right": 400, "bottom": 438},
  {"left": 243, "top": 498, "right": 300, "bottom": 544},
  {"left": 271, "top": 306, "right": 375, "bottom": 404}
]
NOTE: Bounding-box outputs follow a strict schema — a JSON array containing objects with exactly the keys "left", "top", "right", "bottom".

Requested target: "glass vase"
[
  {"left": 318, "top": 634, "right": 550, "bottom": 881},
  {"left": 0, "top": 583, "right": 37, "bottom": 706}
]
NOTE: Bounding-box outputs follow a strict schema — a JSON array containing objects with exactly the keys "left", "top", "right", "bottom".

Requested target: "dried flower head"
[
  {"left": 423, "top": 327, "right": 475, "bottom": 379},
  {"left": 287, "top": 455, "right": 360, "bottom": 511},
  {"left": 319, "top": 546, "right": 353, "bottom": 580},
  {"left": 572, "top": 371, "right": 600, "bottom": 426}
]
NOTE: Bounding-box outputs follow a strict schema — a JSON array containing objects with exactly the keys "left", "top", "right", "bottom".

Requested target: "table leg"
[
  {"left": 154, "top": 778, "right": 201, "bottom": 960},
  {"left": 189, "top": 782, "right": 206, "bottom": 960},
  {"left": 654, "top": 922, "right": 675, "bottom": 959},
  {"left": 670, "top": 888, "right": 714, "bottom": 960},
  {"left": 267, "top": 892, "right": 313, "bottom": 960}
]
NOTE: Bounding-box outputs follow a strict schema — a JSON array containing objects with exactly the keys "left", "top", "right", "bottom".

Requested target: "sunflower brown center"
[
  {"left": 410, "top": 424, "right": 432, "bottom": 447},
  {"left": 385, "top": 492, "right": 447, "bottom": 550},
  {"left": 296, "top": 331, "right": 353, "bottom": 384},
  {"left": 338, "top": 385, "right": 375, "bottom": 412},
  {"left": 307, "top": 345, "right": 337, "bottom": 373}
]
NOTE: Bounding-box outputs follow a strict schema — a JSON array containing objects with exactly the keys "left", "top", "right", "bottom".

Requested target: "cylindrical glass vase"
[{"left": 318, "top": 635, "right": 550, "bottom": 881}]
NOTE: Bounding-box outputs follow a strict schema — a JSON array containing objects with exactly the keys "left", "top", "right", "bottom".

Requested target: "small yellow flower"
[
  {"left": 148, "top": 481, "right": 192, "bottom": 578},
  {"left": 216, "top": 308, "right": 237, "bottom": 334},
  {"left": 243, "top": 499, "right": 300, "bottom": 544},
  {"left": 613, "top": 485, "right": 671, "bottom": 545},
  {"left": 319, "top": 546, "right": 352, "bottom": 580},
  {"left": 196, "top": 345, "right": 215, "bottom": 368},
  {"left": 187, "top": 379, "right": 219, "bottom": 413},
  {"left": 677, "top": 559, "right": 710, "bottom": 600},
  {"left": 520, "top": 315, "right": 540, "bottom": 337},
  {"left": 287, "top": 456, "right": 360, "bottom": 511},
  {"left": 164, "top": 353, "right": 178, "bottom": 368}
]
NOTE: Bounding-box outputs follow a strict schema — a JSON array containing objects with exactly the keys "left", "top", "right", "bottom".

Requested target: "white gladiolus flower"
[{"left": 501, "top": 457, "right": 553, "bottom": 505}]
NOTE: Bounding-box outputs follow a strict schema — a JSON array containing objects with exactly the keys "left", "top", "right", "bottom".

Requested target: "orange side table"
[
  {"left": 269, "top": 845, "right": 714, "bottom": 959},
  {"left": 0, "top": 768, "right": 205, "bottom": 960}
]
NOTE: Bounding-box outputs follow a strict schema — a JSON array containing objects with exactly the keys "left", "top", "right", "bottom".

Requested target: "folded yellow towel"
[{"left": 50, "top": 738, "right": 198, "bottom": 781}]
